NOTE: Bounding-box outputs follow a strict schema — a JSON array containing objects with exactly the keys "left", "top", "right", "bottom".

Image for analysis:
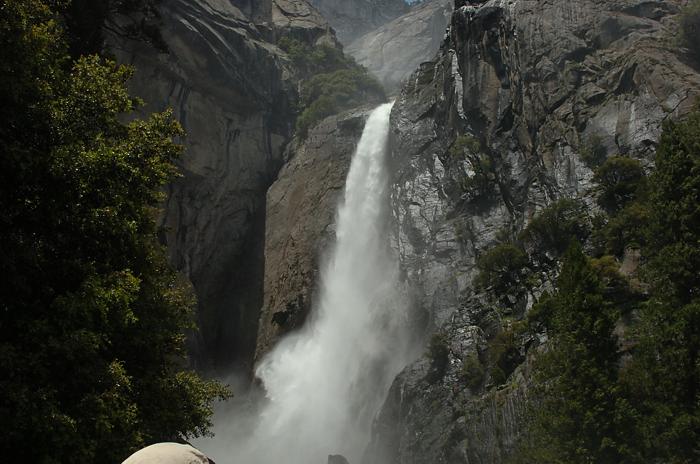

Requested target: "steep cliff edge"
[
  {"left": 309, "top": 0, "right": 409, "bottom": 43},
  {"left": 366, "top": 0, "right": 700, "bottom": 462},
  {"left": 254, "top": 107, "right": 376, "bottom": 361},
  {"left": 110, "top": 0, "right": 336, "bottom": 371},
  {"left": 347, "top": 0, "right": 453, "bottom": 92}
]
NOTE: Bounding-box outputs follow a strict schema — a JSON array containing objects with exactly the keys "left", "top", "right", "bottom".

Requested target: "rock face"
[
  {"left": 347, "top": 0, "right": 453, "bottom": 92},
  {"left": 254, "top": 107, "right": 376, "bottom": 360},
  {"left": 309, "top": 0, "right": 409, "bottom": 43},
  {"left": 110, "top": 0, "right": 335, "bottom": 371},
  {"left": 365, "top": 0, "right": 700, "bottom": 462}
]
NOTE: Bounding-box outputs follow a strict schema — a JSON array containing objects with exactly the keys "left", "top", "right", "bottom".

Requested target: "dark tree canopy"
[
  {"left": 0, "top": 1, "right": 227, "bottom": 462},
  {"left": 514, "top": 110, "right": 700, "bottom": 463}
]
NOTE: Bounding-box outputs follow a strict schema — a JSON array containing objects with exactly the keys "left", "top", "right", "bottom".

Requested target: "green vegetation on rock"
[
  {"left": 474, "top": 243, "right": 528, "bottom": 295},
  {"left": 520, "top": 199, "right": 590, "bottom": 260},
  {"left": 461, "top": 353, "right": 486, "bottom": 391},
  {"left": 487, "top": 326, "right": 522, "bottom": 388},
  {"left": 515, "top": 243, "right": 626, "bottom": 463},
  {"left": 279, "top": 38, "right": 385, "bottom": 138},
  {"left": 0, "top": 2, "right": 228, "bottom": 462},
  {"left": 449, "top": 134, "right": 494, "bottom": 197},
  {"left": 593, "top": 156, "right": 646, "bottom": 213},
  {"left": 514, "top": 109, "right": 700, "bottom": 463},
  {"left": 579, "top": 134, "right": 607, "bottom": 169}
]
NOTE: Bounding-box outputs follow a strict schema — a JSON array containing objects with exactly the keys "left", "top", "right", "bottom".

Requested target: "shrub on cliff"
[
  {"left": 279, "top": 37, "right": 385, "bottom": 138},
  {"left": 520, "top": 199, "right": 590, "bottom": 260},
  {"left": 487, "top": 325, "right": 523, "bottom": 387},
  {"left": 515, "top": 243, "right": 628, "bottom": 463},
  {"left": 0, "top": 2, "right": 228, "bottom": 462},
  {"left": 474, "top": 243, "right": 528, "bottom": 295},
  {"left": 449, "top": 135, "right": 495, "bottom": 198},
  {"left": 593, "top": 156, "right": 646, "bottom": 213},
  {"left": 579, "top": 134, "right": 608, "bottom": 169}
]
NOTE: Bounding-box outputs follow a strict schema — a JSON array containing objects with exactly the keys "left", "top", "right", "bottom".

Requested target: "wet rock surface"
[
  {"left": 365, "top": 0, "right": 700, "bottom": 462},
  {"left": 255, "top": 107, "right": 376, "bottom": 360}
]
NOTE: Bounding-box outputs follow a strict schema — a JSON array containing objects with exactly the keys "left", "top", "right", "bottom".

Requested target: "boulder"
[{"left": 121, "top": 443, "right": 213, "bottom": 464}]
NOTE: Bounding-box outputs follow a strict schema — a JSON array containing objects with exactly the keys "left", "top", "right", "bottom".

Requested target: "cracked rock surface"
[
  {"left": 364, "top": 1, "right": 700, "bottom": 462},
  {"left": 110, "top": 0, "right": 335, "bottom": 371},
  {"left": 347, "top": 0, "right": 453, "bottom": 92},
  {"left": 255, "top": 107, "right": 377, "bottom": 360}
]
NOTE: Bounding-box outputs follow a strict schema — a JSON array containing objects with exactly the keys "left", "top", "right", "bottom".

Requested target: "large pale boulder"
[{"left": 122, "top": 443, "right": 213, "bottom": 464}]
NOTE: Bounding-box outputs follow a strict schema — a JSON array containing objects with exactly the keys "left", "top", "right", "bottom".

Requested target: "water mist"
[{"left": 200, "top": 102, "right": 412, "bottom": 464}]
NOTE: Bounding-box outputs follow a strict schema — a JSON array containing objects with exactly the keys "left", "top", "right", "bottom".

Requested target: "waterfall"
[{"left": 199, "top": 102, "right": 412, "bottom": 464}]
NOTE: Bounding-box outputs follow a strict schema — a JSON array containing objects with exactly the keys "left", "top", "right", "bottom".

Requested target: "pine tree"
[
  {"left": 517, "top": 243, "right": 627, "bottom": 463},
  {"left": 621, "top": 110, "right": 700, "bottom": 463},
  {"left": 0, "top": 2, "right": 227, "bottom": 462}
]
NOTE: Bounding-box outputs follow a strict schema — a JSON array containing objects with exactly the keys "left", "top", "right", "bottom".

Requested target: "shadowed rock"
[
  {"left": 364, "top": 0, "right": 700, "bottom": 463},
  {"left": 328, "top": 454, "right": 350, "bottom": 464}
]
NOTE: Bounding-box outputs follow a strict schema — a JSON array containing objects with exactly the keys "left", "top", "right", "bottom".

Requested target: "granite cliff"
[
  {"left": 254, "top": 107, "right": 379, "bottom": 360},
  {"left": 347, "top": 0, "right": 453, "bottom": 91},
  {"left": 111, "top": 0, "right": 700, "bottom": 459},
  {"left": 309, "top": 0, "right": 409, "bottom": 43},
  {"left": 364, "top": 0, "right": 700, "bottom": 462},
  {"left": 110, "top": 0, "right": 336, "bottom": 371}
]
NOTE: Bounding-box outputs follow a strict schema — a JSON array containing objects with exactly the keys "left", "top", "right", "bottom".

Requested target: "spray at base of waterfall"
[{"left": 196, "top": 102, "right": 417, "bottom": 464}]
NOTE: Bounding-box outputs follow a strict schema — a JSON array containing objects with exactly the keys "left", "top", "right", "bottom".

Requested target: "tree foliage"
[
  {"left": 520, "top": 199, "right": 590, "bottom": 260},
  {"left": 621, "top": 110, "right": 700, "bottom": 462},
  {"left": 279, "top": 38, "right": 385, "bottom": 138},
  {"left": 593, "top": 156, "right": 646, "bottom": 213},
  {"left": 474, "top": 243, "right": 528, "bottom": 295},
  {"left": 515, "top": 110, "right": 700, "bottom": 463},
  {"left": 0, "top": 2, "right": 227, "bottom": 462},
  {"left": 515, "top": 244, "right": 629, "bottom": 463}
]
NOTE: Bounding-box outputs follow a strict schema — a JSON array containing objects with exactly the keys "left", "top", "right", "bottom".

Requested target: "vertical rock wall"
[
  {"left": 111, "top": 0, "right": 336, "bottom": 372},
  {"left": 366, "top": 0, "right": 700, "bottom": 462},
  {"left": 309, "top": 0, "right": 409, "bottom": 43},
  {"left": 254, "top": 107, "right": 377, "bottom": 361},
  {"left": 347, "top": 0, "right": 453, "bottom": 92}
]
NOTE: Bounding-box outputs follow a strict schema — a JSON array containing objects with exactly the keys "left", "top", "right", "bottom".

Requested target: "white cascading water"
[{"left": 200, "top": 102, "right": 412, "bottom": 464}]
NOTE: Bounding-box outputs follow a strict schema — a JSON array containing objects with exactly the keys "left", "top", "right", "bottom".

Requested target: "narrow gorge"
[
  {"left": 119, "top": 0, "right": 700, "bottom": 462},
  {"left": 3, "top": 0, "right": 700, "bottom": 463}
]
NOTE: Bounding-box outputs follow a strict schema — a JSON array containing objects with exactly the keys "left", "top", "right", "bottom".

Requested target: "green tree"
[
  {"left": 620, "top": 110, "right": 700, "bottom": 462},
  {"left": 474, "top": 243, "right": 528, "bottom": 295},
  {"left": 0, "top": 2, "right": 227, "bottom": 462},
  {"left": 278, "top": 37, "right": 385, "bottom": 138},
  {"left": 520, "top": 199, "right": 590, "bottom": 260},
  {"left": 593, "top": 156, "right": 646, "bottom": 213},
  {"left": 516, "top": 243, "right": 628, "bottom": 463}
]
